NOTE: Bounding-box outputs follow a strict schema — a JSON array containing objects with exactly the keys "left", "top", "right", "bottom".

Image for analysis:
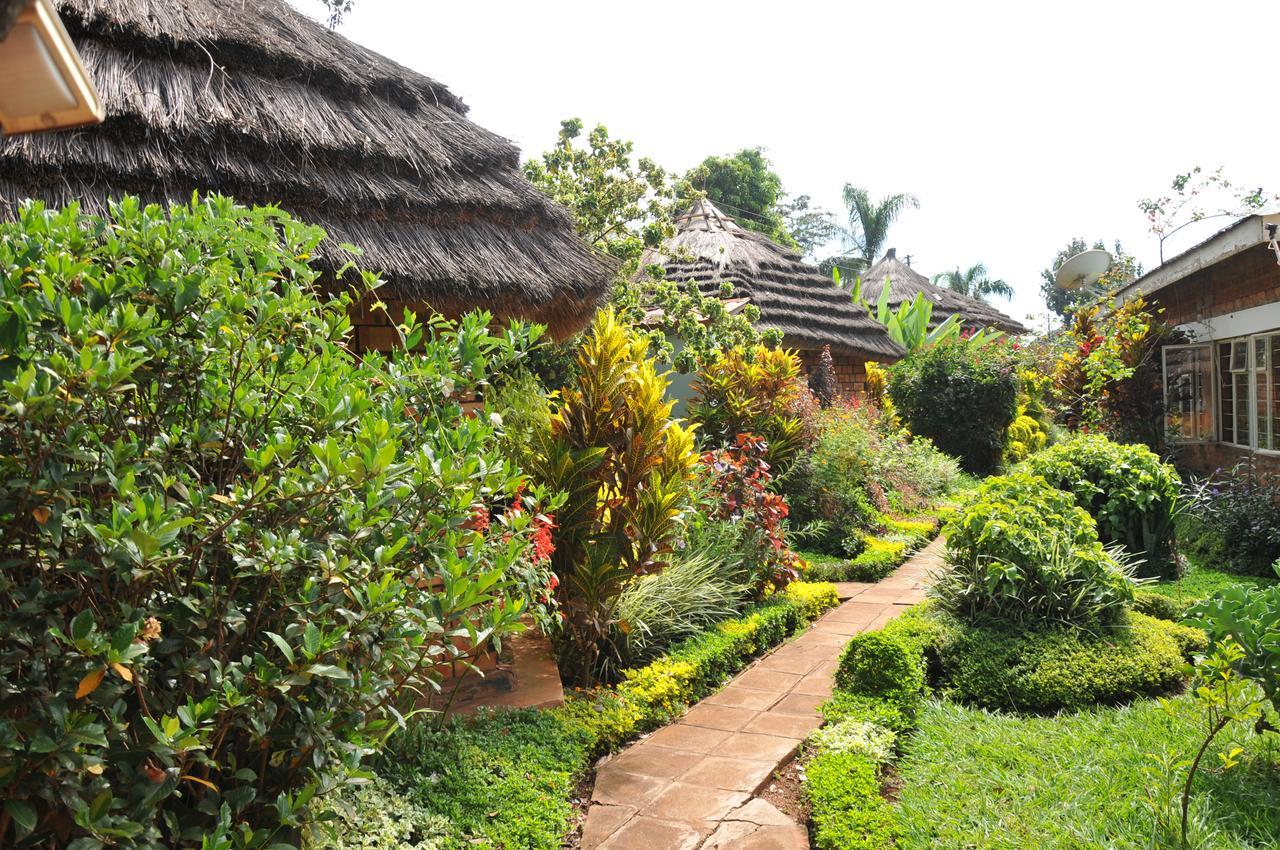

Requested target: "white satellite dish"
[{"left": 1054, "top": 249, "right": 1112, "bottom": 291}]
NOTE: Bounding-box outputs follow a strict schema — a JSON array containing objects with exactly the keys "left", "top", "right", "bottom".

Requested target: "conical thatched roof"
[
  {"left": 640, "top": 200, "right": 903, "bottom": 360},
  {"left": 861, "top": 249, "right": 1029, "bottom": 335},
  {"left": 0, "top": 0, "right": 611, "bottom": 336}
]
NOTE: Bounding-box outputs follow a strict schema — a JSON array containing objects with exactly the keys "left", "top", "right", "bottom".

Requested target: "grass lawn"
[
  {"left": 894, "top": 696, "right": 1280, "bottom": 850},
  {"left": 1148, "top": 564, "right": 1278, "bottom": 608}
]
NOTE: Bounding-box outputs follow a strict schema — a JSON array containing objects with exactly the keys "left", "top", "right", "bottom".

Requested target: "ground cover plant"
[
  {"left": 0, "top": 198, "right": 557, "bottom": 848},
  {"left": 318, "top": 582, "right": 838, "bottom": 849}
]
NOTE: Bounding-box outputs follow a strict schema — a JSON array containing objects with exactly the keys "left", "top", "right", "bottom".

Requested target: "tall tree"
[
  {"left": 838, "top": 185, "right": 920, "bottom": 271},
  {"left": 1039, "top": 238, "right": 1142, "bottom": 319},
  {"left": 931, "top": 263, "right": 1014, "bottom": 302},
  {"left": 685, "top": 148, "right": 797, "bottom": 248},
  {"left": 779, "top": 194, "right": 841, "bottom": 259}
]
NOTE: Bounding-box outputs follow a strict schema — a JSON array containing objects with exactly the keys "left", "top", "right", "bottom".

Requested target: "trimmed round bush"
[
  {"left": 1132, "top": 589, "right": 1187, "bottom": 621},
  {"left": 835, "top": 631, "right": 925, "bottom": 718},
  {"left": 1023, "top": 434, "right": 1181, "bottom": 578},
  {"left": 936, "top": 473, "right": 1135, "bottom": 626},
  {"left": 936, "top": 612, "right": 1191, "bottom": 712}
]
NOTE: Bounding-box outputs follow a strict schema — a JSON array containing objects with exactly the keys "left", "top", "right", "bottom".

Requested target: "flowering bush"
[
  {"left": 700, "top": 434, "right": 806, "bottom": 589},
  {"left": 0, "top": 198, "right": 556, "bottom": 847}
]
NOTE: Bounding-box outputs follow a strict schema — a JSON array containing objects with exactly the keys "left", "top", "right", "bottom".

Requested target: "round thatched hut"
[
  {"left": 641, "top": 200, "right": 904, "bottom": 395},
  {"left": 860, "top": 249, "right": 1029, "bottom": 335},
  {"left": 0, "top": 0, "right": 612, "bottom": 346}
]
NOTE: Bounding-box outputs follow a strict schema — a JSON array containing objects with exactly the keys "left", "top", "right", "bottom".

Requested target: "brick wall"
[
  {"left": 795, "top": 348, "right": 873, "bottom": 400},
  {"left": 1170, "top": 441, "right": 1280, "bottom": 478},
  {"left": 1151, "top": 245, "right": 1280, "bottom": 327}
]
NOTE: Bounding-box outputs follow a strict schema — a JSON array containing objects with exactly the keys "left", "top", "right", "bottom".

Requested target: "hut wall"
[{"left": 796, "top": 348, "right": 870, "bottom": 399}]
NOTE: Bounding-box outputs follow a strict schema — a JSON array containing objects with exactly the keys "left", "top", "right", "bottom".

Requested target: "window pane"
[
  {"left": 1235, "top": 372, "right": 1251, "bottom": 445},
  {"left": 1219, "top": 342, "right": 1234, "bottom": 443},
  {"left": 1164, "top": 346, "right": 1212, "bottom": 441},
  {"left": 1272, "top": 336, "right": 1280, "bottom": 450}
]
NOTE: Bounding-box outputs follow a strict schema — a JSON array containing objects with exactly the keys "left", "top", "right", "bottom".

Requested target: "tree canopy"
[{"left": 685, "top": 148, "right": 797, "bottom": 249}]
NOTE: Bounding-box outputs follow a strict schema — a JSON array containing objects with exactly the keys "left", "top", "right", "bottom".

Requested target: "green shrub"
[
  {"left": 835, "top": 631, "right": 926, "bottom": 719},
  {"left": 609, "top": 550, "right": 749, "bottom": 668},
  {"left": 937, "top": 612, "right": 1188, "bottom": 712},
  {"left": 1023, "top": 434, "right": 1181, "bottom": 578},
  {"left": 806, "top": 719, "right": 895, "bottom": 764},
  {"left": 1133, "top": 589, "right": 1187, "bottom": 621},
  {"left": 317, "top": 777, "right": 455, "bottom": 849},
  {"left": 936, "top": 473, "right": 1134, "bottom": 626},
  {"left": 806, "top": 751, "right": 900, "bottom": 850},
  {"left": 888, "top": 339, "right": 1019, "bottom": 475},
  {"left": 0, "top": 198, "right": 554, "bottom": 847}
]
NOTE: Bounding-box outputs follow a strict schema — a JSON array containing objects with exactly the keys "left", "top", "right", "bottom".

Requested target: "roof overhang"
[
  {"left": 0, "top": 0, "right": 104, "bottom": 136},
  {"left": 1115, "top": 213, "right": 1280, "bottom": 306}
]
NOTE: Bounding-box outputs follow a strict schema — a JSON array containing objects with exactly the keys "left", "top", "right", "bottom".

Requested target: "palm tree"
[
  {"left": 932, "top": 263, "right": 1014, "bottom": 302},
  {"left": 840, "top": 185, "right": 919, "bottom": 269}
]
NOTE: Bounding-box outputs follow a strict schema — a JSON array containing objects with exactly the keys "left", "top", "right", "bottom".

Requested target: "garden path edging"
[{"left": 580, "top": 536, "right": 945, "bottom": 849}]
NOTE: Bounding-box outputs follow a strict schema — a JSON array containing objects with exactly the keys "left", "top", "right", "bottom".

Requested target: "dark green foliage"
[
  {"left": 806, "top": 751, "right": 900, "bottom": 850},
  {"left": 937, "top": 473, "right": 1135, "bottom": 627},
  {"left": 1183, "top": 464, "right": 1280, "bottom": 576},
  {"left": 1024, "top": 434, "right": 1181, "bottom": 578},
  {"left": 835, "top": 631, "right": 926, "bottom": 720},
  {"left": 820, "top": 691, "right": 912, "bottom": 737},
  {"left": 685, "top": 148, "right": 797, "bottom": 249},
  {"left": 0, "top": 198, "right": 552, "bottom": 848},
  {"left": 936, "top": 612, "right": 1191, "bottom": 712},
  {"left": 888, "top": 340, "right": 1019, "bottom": 475}
]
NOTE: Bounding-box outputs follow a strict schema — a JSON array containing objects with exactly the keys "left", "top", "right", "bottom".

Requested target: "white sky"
[{"left": 291, "top": 0, "right": 1274, "bottom": 333}]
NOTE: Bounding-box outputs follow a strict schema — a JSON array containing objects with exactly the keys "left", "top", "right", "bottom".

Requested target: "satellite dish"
[{"left": 1054, "top": 249, "right": 1112, "bottom": 291}]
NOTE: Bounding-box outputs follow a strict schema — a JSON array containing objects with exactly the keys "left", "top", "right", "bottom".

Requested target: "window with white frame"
[{"left": 1212, "top": 331, "right": 1279, "bottom": 451}]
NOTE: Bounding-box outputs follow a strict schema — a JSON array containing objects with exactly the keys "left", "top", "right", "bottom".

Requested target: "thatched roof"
[
  {"left": 640, "top": 200, "right": 903, "bottom": 360},
  {"left": 0, "top": 0, "right": 611, "bottom": 336},
  {"left": 861, "top": 249, "right": 1029, "bottom": 335}
]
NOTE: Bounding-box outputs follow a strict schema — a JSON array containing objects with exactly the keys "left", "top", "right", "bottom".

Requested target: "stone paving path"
[{"left": 580, "top": 536, "right": 945, "bottom": 850}]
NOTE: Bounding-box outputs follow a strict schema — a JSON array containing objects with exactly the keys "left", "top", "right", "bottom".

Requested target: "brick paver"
[{"left": 579, "top": 536, "right": 944, "bottom": 849}]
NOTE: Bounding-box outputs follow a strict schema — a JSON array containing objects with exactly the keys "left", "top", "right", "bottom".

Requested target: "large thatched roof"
[
  {"left": 640, "top": 200, "right": 903, "bottom": 360},
  {"left": 0, "top": 0, "right": 611, "bottom": 336},
  {"left": 860, "top": 249, "right": 1029, "bottom": 335}
]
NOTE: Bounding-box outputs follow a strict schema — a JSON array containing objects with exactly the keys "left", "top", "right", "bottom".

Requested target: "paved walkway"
[{"left": 580, "top": 537, "right": 945, "bottom": 850}]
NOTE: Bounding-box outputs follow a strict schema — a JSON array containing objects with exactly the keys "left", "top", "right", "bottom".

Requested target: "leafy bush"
[
  {"left": 689, "top": 344, "right": 807, "bottom": 470},
  {"left": 485, "top": 368, "right": 552, "bottom": 467},
  {"left": 835, "top": 631, "right": 926, "bottom": 720},
  {"left": 1023, "top": 434, "right": 1181, "bottom": 578},
  {"left": 806, "top": 751, "right": 900, "bottom": 850},
  {"left": 698, "top": 433, "right": 806, "bottom": 590},
  {"left": 1182, "top": 463, "right": 1280, "bottom": 576},
  {"left": 806, "top": 719, "right": 895, "bottom": 764},
  {"left": 819, "top": 691, "right": 913, "bottom": 737},
  {"left": 318, "top": 778, "right": 454, "bottom": 849},
  {"left": 936, "top": 473, "right": 1135, "bottom": 626},
  {"left": 937, "top": 612, "right": 1193, "bottom": 712},
  {"left": 609, "top": 551, "right": 749, "bottom": 668},
  {"left": 1133, "top": 589, "right": 1186, "bottom": 621},
  {"left": 1188, "top": 578, "right": 1280, "bottom": 715},
  {"left": 527, "top": 308, "right": 698, "bottom": 685},
  {"left": 0, "top": 198, "right": 555, "bottom": 847},
  {"left": 888, "top": 338, "right": 1019, "bottom": 475}
]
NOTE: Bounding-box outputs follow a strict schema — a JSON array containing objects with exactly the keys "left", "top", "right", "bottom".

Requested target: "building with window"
[{"left": 1113, "top": 213, "right": 1280, "bottom": 474}]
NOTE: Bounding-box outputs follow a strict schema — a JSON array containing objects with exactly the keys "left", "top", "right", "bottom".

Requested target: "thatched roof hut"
[
  {"left": 0, "top": 0, "right": 611, "bottom": 338},
  {"left": 860, "top": 249, "right": 1029, "bottom": 335},
  {"left": 641, "top": 200, "right": 903, "bottom": 361}
]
